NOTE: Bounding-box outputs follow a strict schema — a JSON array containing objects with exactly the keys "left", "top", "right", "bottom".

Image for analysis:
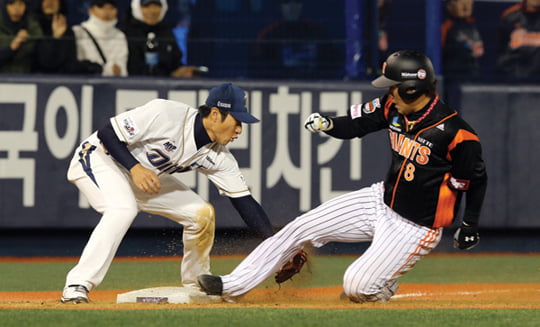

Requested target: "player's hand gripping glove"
[
  {"left": 275, "top": 250, "right": 308, "bottom": 284},
  {"left": 453, "top": 222, "right": 480, "bottom": 250},
  {"left": 304, "top": 113, "right": 334, "bottom": 133}
]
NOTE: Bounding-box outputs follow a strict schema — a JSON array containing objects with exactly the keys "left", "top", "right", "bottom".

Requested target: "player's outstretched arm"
[
  {"left": 304, "top": 113, "right": 334, "bottom": 133},
  {"left": 229, "top": 195, "right": 274, "bottom": 238},
  {"left": 304, "top": 111, "right": 382, "bottom": 139}
]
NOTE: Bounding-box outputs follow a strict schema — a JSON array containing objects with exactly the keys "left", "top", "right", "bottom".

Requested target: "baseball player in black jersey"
[{"left": 197, "top": 50, "right": 487, "bottom": 303}]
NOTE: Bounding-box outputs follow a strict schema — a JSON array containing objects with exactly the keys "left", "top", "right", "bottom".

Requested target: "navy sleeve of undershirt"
[
  {"left": 97, "top": 122, "right": 139, "bottom": 170},
  {"left": 229, "top": 195, "right": 275, "bottom": 239}
]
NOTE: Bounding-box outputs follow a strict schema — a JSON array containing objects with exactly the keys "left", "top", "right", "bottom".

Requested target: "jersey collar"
[{"left": 194, "top": 114, "right": 212, "bottom": 149}]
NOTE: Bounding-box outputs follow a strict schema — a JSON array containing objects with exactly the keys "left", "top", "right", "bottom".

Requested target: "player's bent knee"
[
  {"left": 188, "top": 202, "right": 216, "bottom": 236},
  {"left": 197, "top": 202, "right": 215, "bottom": 221}
]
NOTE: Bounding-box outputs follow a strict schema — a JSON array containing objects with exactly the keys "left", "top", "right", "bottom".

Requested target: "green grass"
[
  {"left": 0, "top": 308, "right": 539, "bottom": 327},
  {"left": 1, "top": 255, "right": 539, "bottom": 327},
  {"left": 1, "top": 255, "right": 538, "bottom": 292}
]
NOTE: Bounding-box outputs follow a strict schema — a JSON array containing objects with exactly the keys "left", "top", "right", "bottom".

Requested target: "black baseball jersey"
[{"left": 326, "top": 94, "right": 487, "bottom": 228}]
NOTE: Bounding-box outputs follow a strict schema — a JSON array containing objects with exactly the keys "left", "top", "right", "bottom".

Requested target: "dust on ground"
[{"left": 1, "top": 283, "right": 538, "bottom": 310}]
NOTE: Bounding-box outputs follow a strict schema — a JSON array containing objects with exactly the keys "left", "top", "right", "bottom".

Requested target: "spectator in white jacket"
[{"left": 72, "top": 0, "right": 128, "bottom": 76}]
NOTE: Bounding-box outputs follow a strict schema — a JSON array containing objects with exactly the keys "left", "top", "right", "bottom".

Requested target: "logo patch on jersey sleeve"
[
  {"left": 363, "top": 98, "right": 381, "bottom": 114},
  {"left": 448, "top": 176, "right": 470, "bottom": 191},
  {"left": 350, "top": 104, "right": 362, "bottom": 119},
  {"left": 122, "top": 116, "right": 139, "bottom": 138},
  {"left": 391, "top": 116, "right": 401, "bottom": 127}
]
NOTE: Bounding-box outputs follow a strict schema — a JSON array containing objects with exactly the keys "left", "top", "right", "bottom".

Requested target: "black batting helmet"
[{"left": 371, "top": 50, "right": 436, "bottom": 100}]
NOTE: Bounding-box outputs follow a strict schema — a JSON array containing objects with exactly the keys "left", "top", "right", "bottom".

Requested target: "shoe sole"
[{"left": 61, "top": 297, "right": 89, "bottom": 304}]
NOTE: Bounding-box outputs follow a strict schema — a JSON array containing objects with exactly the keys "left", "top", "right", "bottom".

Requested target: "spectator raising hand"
[
  {"left": 51, "top": 11, "right": 67, "bottom": 38},
  {"left": 34, "top": 0, "right": 101, "bottom": 74},
  {"left": 10, "top": 28, "right": 28, "bottom": 50}
]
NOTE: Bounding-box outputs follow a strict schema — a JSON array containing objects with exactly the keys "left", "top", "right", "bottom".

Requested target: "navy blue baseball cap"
[
  {"left": 205, "top": 83, "right": 259, "bottom": 123},
  {"left": 141, "top": 0, "right": 162, "bottom": 6}
]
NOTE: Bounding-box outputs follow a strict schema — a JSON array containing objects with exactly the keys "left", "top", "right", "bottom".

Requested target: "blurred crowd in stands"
[
  {"left": 0, "top": 0, "right": 538, "bottom": 82},
  {"left": 442, "top": 0, "right": 540, "bottom": 83},
  {"left": 0, "top": 0, "right": 199, "bottom": 77}
]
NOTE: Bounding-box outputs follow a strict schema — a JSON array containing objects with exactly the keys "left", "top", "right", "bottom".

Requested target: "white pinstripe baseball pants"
[{"left": 221, "top": 182, "right": 442, "bottom": 301}]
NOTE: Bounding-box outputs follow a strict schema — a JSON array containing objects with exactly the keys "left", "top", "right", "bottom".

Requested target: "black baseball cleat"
[{"left": 197, "top": 274, "right": 223, "bottom": 296}]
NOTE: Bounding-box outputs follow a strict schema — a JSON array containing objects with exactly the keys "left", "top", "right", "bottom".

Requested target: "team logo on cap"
[
  {"left": 217, "top": 101, "right": 231, "bottom": 108},
  {"left": 401, "top": 72, "right": 417, "bottom": 78},
  {"left": 401, "top": 69, "right": 427, "bottom": 80}
]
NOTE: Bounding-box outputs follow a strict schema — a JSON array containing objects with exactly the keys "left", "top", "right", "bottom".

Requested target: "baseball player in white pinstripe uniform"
[
  {"left": 197, "top": 50, "right": 487, "bottom": 303},
  {"left": 61, "top": 83, "right": 274, "bottom": 303}
]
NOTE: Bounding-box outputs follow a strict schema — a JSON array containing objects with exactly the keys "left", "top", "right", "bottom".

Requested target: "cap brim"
[
  {"left": 141, "top": 0, "right": 162, "bottom": 5},
  {"left": 371, "top": 75, "right": 401, "bottom": 88},
  {"left": 230, "top": 111, "right": 260, "bottom": 124}
]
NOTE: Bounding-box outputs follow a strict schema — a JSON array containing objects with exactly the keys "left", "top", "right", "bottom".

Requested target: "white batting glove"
[{"left": 304, "top": 113, "right": 334, "bottom": 133}]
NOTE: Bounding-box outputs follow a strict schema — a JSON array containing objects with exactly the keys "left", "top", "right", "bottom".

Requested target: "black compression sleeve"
[
  {"left": 450, "top": 141, "right": 488, "bottom": 226},
  {"left": 229, "top": 195, "right": 274, "bottom": 239},
  {"left": 325, "top": 116, "right": 358, "bottom": 139},
  {"left": 462, "top": 163, "right": 488, "bottom": 226},
  {"left": 325, "top": 115, "right": 383, "bottom": 139},
  {"left": 97, "top": 122, "right": 139, "bottom": 170}
]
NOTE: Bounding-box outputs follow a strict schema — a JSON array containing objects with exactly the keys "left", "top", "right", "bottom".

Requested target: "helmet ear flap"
[{"left": 398, "top": 80, "right": 421, "bottom": 100}]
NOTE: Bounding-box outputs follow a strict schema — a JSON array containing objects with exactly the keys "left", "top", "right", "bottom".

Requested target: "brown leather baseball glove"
[{"left": 275, "top": 250, "right": 308, "bottom": 284}]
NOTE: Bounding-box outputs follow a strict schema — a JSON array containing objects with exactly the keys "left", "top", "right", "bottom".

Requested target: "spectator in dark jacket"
[
  {"left": 120, "top": 0, "right": 196, "bottom": 77},
  {"left": 0, "top": 0, "right": 42, "bottom": 73},
  {"left": 497, "top": 0, "right": 540, "bottom": 80},
  {"left": 441, "top": 0, "right": 484, "bottom": 78},
  {"left": 248, "top": 0, "right": 340, "bottom": 79},
  {"left": 33, "top": 0, "right": 102, "bottom": 74}
]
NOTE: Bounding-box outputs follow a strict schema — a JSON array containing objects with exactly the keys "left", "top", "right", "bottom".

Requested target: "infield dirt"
[{"left": 1, "top": 283, "right": 538, "bottom": 310}]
